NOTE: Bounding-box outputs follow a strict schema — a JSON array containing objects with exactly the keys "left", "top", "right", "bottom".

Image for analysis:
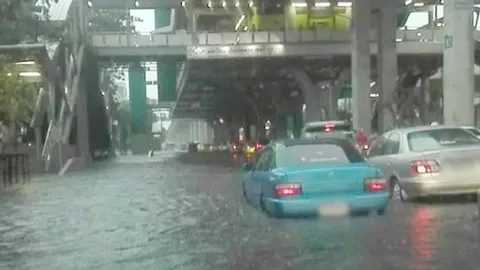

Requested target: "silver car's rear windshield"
[
  {"left": 465, "top": 128, "right": 480, "bottom": 136},
  {"left": 407, "top": 128, "right": 480, "bottom": 152},
  {"left": 276, "top": 143, "right": 364, "bottom": 167},
  {"left": 304, "top": 123, "right": 351, "bottom": 134}
]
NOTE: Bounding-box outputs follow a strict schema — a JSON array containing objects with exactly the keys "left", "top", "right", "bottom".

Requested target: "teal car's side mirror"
[{"left": 244, "top": 162, "right": 254, "bottom": 172}]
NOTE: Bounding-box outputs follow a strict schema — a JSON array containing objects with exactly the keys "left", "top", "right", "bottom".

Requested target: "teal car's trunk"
[{"left": 280, "top": 163, "right": 381, "bottom": 198}]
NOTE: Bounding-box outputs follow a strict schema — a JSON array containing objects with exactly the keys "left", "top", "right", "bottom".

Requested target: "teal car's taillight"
[{"left": 364, "top": 178, "right": 387, "bottom": 192}]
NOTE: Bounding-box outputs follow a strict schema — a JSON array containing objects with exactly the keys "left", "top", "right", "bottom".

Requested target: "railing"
[
  {"left": 171, "top": 61, "right": 191, "bottom": 115},
  {"left": 90, "top": 29, "right": 480, "bottom": 48},
  {"left": 0, "top": 154, "right": 30, "bottom": 187},
  {"left": 42, "top": 120, "right": 55, "bottom": 171},
  {"left": 176, "top": 61, "right": 187, "bottom": 90}
]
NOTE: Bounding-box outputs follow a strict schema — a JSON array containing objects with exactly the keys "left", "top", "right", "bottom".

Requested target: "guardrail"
[{"left": 90, "top": 29, "right": 480, "bottom": 48}]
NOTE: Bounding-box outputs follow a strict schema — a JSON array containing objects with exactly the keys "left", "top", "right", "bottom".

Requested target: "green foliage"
[
  {"left": 0, "top": 60, "right": 37, "bottom": 124},
  {"left": 0, "top": 0, "right": 63, "bottom": 45}
]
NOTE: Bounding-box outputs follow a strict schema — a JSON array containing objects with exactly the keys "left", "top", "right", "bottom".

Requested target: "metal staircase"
[
  {"left": 37, "top": 42, "right": 86, "bottom": 171},
  {"left": 171, "top": 60, "right": 191, "bottom": 116}
]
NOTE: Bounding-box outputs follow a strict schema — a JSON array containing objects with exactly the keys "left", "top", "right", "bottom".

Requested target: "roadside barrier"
[{"left": 0, "top": 153, "right": 30, "bottom": 187}]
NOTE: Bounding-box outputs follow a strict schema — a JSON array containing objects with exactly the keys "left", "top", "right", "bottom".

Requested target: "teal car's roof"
[{"left": 273, "top": 138, "right": 352, "bottom": 147}]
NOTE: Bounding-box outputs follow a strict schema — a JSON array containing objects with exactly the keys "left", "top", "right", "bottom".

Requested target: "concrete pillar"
[
  {"left": 351, "top": 0, "right": 372, "bottom": 134},
  {"left": 196, "top": 120, "right": 201, "bottom": 142},
  {"left": 377, "top": 0, "right": 397, "bottom": 132},
  {"left": 206, "top": 122, "right": 214, "bottom": 144},
  {"left": 290, "top": 68, "right": 324, "bottom": 123},
  {"left": 188, "top": 13, "right": 198, "bottom": 33},
  {"left": 212, "top": 123, "right": 225, "bottom": 144},
  {"left": 202, "top": 121, "right": 209, "bottom": 143},
  {"left": 292, "top": 111, "right": 303, "bottom": 138},
  {"left": 443, "top": 0, "right": 475, "bottom": 125},
  {"left": 157, "top": 60, "right": 177, "bottom": 103},
  {"left": 327, "top": 84, "right": 339, "bottom": 120},
  {"left": 189, "top": 121, "right": 194, "bottom": 142},
  {"left": 419, "top": 75, "right": 430, "bottom": 125},
  {"left": 77, "top": 0, "right": 88, "bottom": 38},
  {"left": 76, "top": 73, "right": 91, "bottom": 162},
  {"left": 277, "top": 114, "right": 288, "bottom": 139},
  {"left": 155, "top": 9, "right": 177, "bottom": 105},
  {"left": 129, "top": 62, "right": 150, "bottom": 154}
]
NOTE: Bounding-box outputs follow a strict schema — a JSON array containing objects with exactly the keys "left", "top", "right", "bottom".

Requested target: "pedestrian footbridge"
[{"left": 90, "top": 29, "right": 477, "bottom": 59}]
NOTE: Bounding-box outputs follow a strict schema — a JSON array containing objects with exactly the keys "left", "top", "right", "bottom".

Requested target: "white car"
[
  {"left": 462, "top": 126, "right": 480, "bottom": 139},
  {"left": 301, "top": 120, "right": 354, "bottom": 141}
]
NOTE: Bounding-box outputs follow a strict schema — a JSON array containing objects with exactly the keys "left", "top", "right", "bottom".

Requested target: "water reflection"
[
  {"left": 409, "top": 206, "right": 435, "bottom": 269},
  {"left": 272, "top": 218, "right": 367, "bottom": 269}
]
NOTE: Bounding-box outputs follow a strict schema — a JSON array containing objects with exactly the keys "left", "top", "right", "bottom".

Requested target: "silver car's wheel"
[
  {"left": 399, "top": 186, "right": 410, "bottom": 202},
  {"left": 391, "top": 181, "right": 402, "bottom": 200}
]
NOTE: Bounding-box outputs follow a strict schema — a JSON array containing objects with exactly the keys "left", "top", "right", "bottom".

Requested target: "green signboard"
[{"left": 154, "top": 9, "right": 171, "bottom": 29}]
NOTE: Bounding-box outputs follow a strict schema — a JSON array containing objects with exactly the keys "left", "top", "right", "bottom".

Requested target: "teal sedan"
[{"left": 242, "top": 138, "right": 388, "bottom": 218}]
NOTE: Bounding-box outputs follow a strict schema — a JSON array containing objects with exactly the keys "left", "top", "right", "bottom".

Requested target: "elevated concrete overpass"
[
  {"left": 90, "top": 26, "right": 480, "bottom": 140},
  {"left": 84, "top": 0, "right": 480, "bottom": 146},
  {"left": 91, "top": 29, "right": 459, "bottom": 58}
]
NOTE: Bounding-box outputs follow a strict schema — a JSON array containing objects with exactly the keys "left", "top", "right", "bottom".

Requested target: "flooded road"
[{"left": 0, "top": 152, "right": 478, "bottom": 270}]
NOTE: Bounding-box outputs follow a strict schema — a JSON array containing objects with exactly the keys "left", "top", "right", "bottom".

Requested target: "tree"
[
  {"left": 0, "top": 60, "right": 37, "bottom": 124},
  {"left": 0, "top": 58, "right": 37, "bottom": 152},
  {"left": 0, "top": 0, "right": 62, "bottom": 45}
]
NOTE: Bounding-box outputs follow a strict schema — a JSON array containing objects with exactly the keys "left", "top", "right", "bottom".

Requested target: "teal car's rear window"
[{"left": 277, "top": 143, "right": 364, "bottom": 167}]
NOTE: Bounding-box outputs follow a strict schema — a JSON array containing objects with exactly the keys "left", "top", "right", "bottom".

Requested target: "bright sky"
[{"left": 130, "top": 9, "right": 155, "bottom": 33}]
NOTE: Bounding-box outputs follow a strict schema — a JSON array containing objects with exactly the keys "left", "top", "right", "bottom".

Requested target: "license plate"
[{"left": 318, "top": 202, "right": 350, "bottom": 217}]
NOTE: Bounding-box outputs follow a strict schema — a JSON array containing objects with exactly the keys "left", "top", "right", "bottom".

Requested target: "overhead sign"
[{"left": 187, "top": 44, "right": 285, "bottom": 59}]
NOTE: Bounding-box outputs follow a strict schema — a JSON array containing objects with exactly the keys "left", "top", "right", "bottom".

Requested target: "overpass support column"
[
  {"left": 277, "top": 115, "right": 290, "bottom": 139},
  {"left": 326, "top": 84, "right": 338, "bottom": 120},
  {"left": 157, "top": 60, "right": 177, "bottom": 104},
  {"left": 210, "top": 121, "right": 226, "bottom": 144},
  {"left": 155, "top": 9, "right": 177, "bottom": 105},
  {"left": 351, "top": 0, "right": 372, "bottom": 134},
  {"left": 419, "top": 74, "right": 430, "bottom": 125},
  {"left": 376, "top": 0, "right": 397, "bottom": 132},
  {"left": 290, "top": 68, "right": 325, "bottom": 123},
  {"left": 443, "top": 0, "right": 474, "bottom": 125},
  {"left": 129, "top": 62, "right": 150, "bottom": 154}
]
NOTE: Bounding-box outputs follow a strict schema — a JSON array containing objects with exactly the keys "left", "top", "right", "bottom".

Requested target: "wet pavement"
[{"left": 0, "top": 151, "right": 479, "bottom": 270}]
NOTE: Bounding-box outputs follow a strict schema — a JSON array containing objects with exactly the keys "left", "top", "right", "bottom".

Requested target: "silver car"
[
  {"left": 366, "top": 125, "right": 480, "bottom": 201},
  {"left": 462, "top": 126, "right": 480, "bottom": 139}
]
